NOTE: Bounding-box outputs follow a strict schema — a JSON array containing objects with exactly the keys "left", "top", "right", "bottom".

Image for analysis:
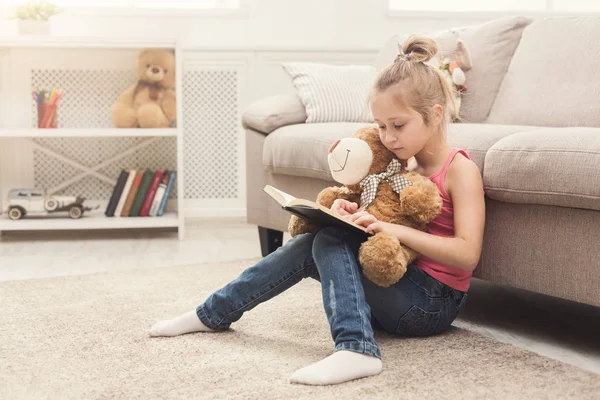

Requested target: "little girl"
[{"left": 149, "top": 35, "right": 485, "bottom": 386}]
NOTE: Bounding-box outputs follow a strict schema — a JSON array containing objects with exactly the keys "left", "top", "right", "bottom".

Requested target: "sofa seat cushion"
[
  {"left": 484, "top": 128, "right": 600, "bottom": 211},
  {"left": 263, "top": 122, "right": 540, "bottom": 181},
  {"left": 263, "top": 122, "right": 371, "bottom": 180},
  {"left": 447, "top": 123, "right": 539, "bottom": 173}
]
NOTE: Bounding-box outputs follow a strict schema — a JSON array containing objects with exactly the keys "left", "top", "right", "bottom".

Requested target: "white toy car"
[{"left": 6, "top": 188, "right": 97, "bottom": 220}]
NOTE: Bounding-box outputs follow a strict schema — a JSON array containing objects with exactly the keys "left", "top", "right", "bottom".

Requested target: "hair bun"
[{"left": 401, "top": 35, "right": 438, "bottom": 63}]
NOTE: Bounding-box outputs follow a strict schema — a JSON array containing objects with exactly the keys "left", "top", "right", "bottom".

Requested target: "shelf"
[
  {"left": 0, "top": 210, "right": 179, "bottom": 231},
  {"left": 0, "top": 35, "right": 185, "bottom": 239},
  {"left": 0, "top": 36, "right": 177, "bottom": 50},
  {"left": 0, "top": 128, "right": 178, "bottom": 138}
]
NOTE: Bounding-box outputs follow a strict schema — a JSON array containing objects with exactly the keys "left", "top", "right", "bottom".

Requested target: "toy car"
[{"left": 6, "top": 188, "right": 98, "bottom": 220}]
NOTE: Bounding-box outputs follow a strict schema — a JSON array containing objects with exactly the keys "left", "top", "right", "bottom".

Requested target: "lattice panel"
[
  {"left": 31, "top": 69, "right": 136, "bottom": 128},
  {"left": 33, "top": 137, "right": 177, "bottom": 200},
  {"left": 183, "top": 68, "right": 238, "bottom": 199},
  {"left": 33, "top": 150, "right": 83, "bottom": 190}
]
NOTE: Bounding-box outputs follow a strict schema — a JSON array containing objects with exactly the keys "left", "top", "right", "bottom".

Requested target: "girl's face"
[{"left": 370, "top": 89, "right": 439, "bottom": 160}]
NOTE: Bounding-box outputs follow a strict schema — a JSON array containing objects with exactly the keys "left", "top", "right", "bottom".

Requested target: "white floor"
[{"left": 1, "top": 218, "right": 599, "bottom": 376}]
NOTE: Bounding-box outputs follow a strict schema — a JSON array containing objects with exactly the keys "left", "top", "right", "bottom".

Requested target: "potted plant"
[{"left": 10, "top": 0, "right": 62, "bottom": 35}]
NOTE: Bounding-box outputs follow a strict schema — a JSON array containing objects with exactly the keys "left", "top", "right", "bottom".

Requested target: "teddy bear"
[
  {"left": 288, "top": 126, "right": 443, "bottom": 287},
  {"left": 428, "top": 29, "right": 473, "bottom": 120},
  {"left": 111, "top": 48, "right": 177, "bottom": 129}
]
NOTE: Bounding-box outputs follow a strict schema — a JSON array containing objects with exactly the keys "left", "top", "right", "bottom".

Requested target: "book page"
[{"left": 263, "top": 185, "right": 297, "bottom": 206}]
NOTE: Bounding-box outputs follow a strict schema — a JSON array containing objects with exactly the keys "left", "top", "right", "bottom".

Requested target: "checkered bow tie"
[{"left": 358, "top": 159, "right": 412, "bottom": 211}]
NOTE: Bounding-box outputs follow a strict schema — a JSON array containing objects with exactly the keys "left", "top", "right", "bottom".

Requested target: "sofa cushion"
[
  {"left": 373, "top": 16, "right": 532, "bottom": 123},
  {"left": 487, "top": 16, "right": 600, "bottom": 127},
  {"left": 263, "top": 122, "right": 369, "bottom": 180},
  {"left": 446, "top": 123, "right": 539, "bottom": 173},
  {"left": 484, "top": 128, "right": 600, "bottom": 211},
  {"left": 456, "top": 16, "right": 532, "bottom": 124},
  {"left": 282, "top": 62, "right": 376, "bottom": 123},
  {"left": 242, "top": 93, "right": 307, "bottom": 134},
  {"left": 263, "top": 122, "right": 539, "bottom": 181}
]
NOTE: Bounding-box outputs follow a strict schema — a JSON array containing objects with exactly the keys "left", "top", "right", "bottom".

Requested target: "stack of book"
[{"left": 105, "top": 169, "right": 176, "bottom": 217}]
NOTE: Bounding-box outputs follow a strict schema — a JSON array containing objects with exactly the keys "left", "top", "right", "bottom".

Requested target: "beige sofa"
[{"left": 241, "top": 16, "right": 600, "bottom": 308}]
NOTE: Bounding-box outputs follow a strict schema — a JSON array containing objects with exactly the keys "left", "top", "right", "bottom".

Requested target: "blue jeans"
[{"left": 196, "top": 227, "right": 468, "bottom": 359}]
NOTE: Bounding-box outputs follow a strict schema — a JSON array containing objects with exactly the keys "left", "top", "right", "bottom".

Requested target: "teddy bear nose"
[{"left": 152, "top": 67, "right": 160, "bottom": 74}]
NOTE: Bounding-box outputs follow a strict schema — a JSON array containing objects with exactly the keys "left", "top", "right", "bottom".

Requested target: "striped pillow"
[{"left": 282, "top": 62, "right": 376, "bottom": 123}]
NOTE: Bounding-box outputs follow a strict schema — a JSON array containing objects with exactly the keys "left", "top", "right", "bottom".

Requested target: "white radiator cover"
[{"left": 182, "top": 68, "right": 239, "bottom": 200}]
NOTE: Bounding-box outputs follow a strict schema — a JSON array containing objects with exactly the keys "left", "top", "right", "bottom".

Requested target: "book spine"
[
  {"left": 139, "top": 170, "right": 163, "bottom": 217},
  {"left": 129, "top": 169, "right": 154, "bottom": 217},
  {"left": 157, "top": 170, "right": 176, "bottom": 217},
  {"left": 149, "top": 170, "right": 169, "bottom": 217},
  {"left": 114, "top": 169, "right": 136, "bottom": 218},
  {"left": 105, "top": 170, "right": 128, "bottom": 217},
  {"left": 121, "top": 170, "right": 143, "bottom": 217}
]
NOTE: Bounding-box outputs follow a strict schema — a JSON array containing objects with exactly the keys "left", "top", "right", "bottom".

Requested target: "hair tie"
[{"left": 394, "top": 43, "right": 411, "bottom": 63}]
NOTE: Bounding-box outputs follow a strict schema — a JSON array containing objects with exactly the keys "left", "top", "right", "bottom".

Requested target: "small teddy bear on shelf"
[
  {"left": 111, "top": 48, "right": 177, "bottom": 129},
  {"left": 288, "top": 126, "right": 442, "bottom": 287}
]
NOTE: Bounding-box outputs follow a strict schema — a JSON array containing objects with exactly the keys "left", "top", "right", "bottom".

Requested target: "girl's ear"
[{"left": 432, "top": 104, "right": 444, "bottom": 126}]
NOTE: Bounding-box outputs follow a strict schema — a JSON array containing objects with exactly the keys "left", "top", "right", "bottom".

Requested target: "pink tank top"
[{"left": 415, "top": 148, "right": 472, "bottom": 292}]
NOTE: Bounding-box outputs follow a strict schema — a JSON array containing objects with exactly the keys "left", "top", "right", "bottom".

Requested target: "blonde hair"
[{"left": 370, "top": 35, "right": 459, "bottom": 131}]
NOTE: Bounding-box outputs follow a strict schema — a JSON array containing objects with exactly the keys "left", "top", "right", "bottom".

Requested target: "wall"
[{"left": 2, "top": 0, "right": 493, "bottom": 49}]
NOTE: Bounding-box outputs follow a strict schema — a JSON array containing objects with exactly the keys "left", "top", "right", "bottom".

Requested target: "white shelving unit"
[{"left": 0, "top": 36, "right": 185, "bottom": 239}]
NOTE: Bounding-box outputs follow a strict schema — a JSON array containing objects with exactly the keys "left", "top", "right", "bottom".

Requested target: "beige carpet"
[{"left": 1, "top": 259, "right": 599, "bottom": 400}]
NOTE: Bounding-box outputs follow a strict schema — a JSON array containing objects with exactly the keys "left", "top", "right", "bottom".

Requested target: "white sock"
[
  {"left": 149, "top": 309, "right": 214, "bottom": 337},
  {"left": 289, "top": 350, "right": 382, "bottom": 386}
]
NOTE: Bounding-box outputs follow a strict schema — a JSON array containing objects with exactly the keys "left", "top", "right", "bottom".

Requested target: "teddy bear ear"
[{"left": 138, "top": 48, "right": 151, "bottom": 60}]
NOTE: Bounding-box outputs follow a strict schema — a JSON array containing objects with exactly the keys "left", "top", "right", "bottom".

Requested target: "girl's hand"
[
  {"left": 348, "top": 211, "right": 388, "bottom": 234},
  {"left": 331, "top": 199, "right": 358, "bottom": 218}
]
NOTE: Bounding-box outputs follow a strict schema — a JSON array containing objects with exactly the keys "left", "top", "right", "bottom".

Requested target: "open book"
[{"left": 263, "top": 185, "right": 372, "bottom": 237}]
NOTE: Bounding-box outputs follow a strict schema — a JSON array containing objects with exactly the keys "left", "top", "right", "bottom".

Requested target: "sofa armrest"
[{"left": 242, "top": 93, "right": 307, "bottom": 135}]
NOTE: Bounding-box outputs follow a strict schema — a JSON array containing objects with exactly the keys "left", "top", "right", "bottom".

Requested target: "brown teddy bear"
[
  {"left": 111, "top": 48, "right": 176, "bottom": 128},
  {"left": 288, "top": 126, "right": 442, "bottom": 287}
]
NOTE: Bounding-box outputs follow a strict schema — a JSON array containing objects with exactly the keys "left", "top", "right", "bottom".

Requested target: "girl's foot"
[
  {"left": 149, "top": 310, "right": 213, "bottom": 337},
  {"left": 289, "top": 350, "right": 382, "bottom": 385}
]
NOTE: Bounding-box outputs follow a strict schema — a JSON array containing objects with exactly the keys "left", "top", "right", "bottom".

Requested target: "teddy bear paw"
[
  {"left": 288, "top": 215, "right": 320, "bottom": 238},
  {"left": 358, "top": 232, "right": 410, "bottom": 287}
]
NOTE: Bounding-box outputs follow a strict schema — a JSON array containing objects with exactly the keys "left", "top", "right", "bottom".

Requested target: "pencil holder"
[{"left": 37, "top": 103, "right": 58, "bottom": 128}]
